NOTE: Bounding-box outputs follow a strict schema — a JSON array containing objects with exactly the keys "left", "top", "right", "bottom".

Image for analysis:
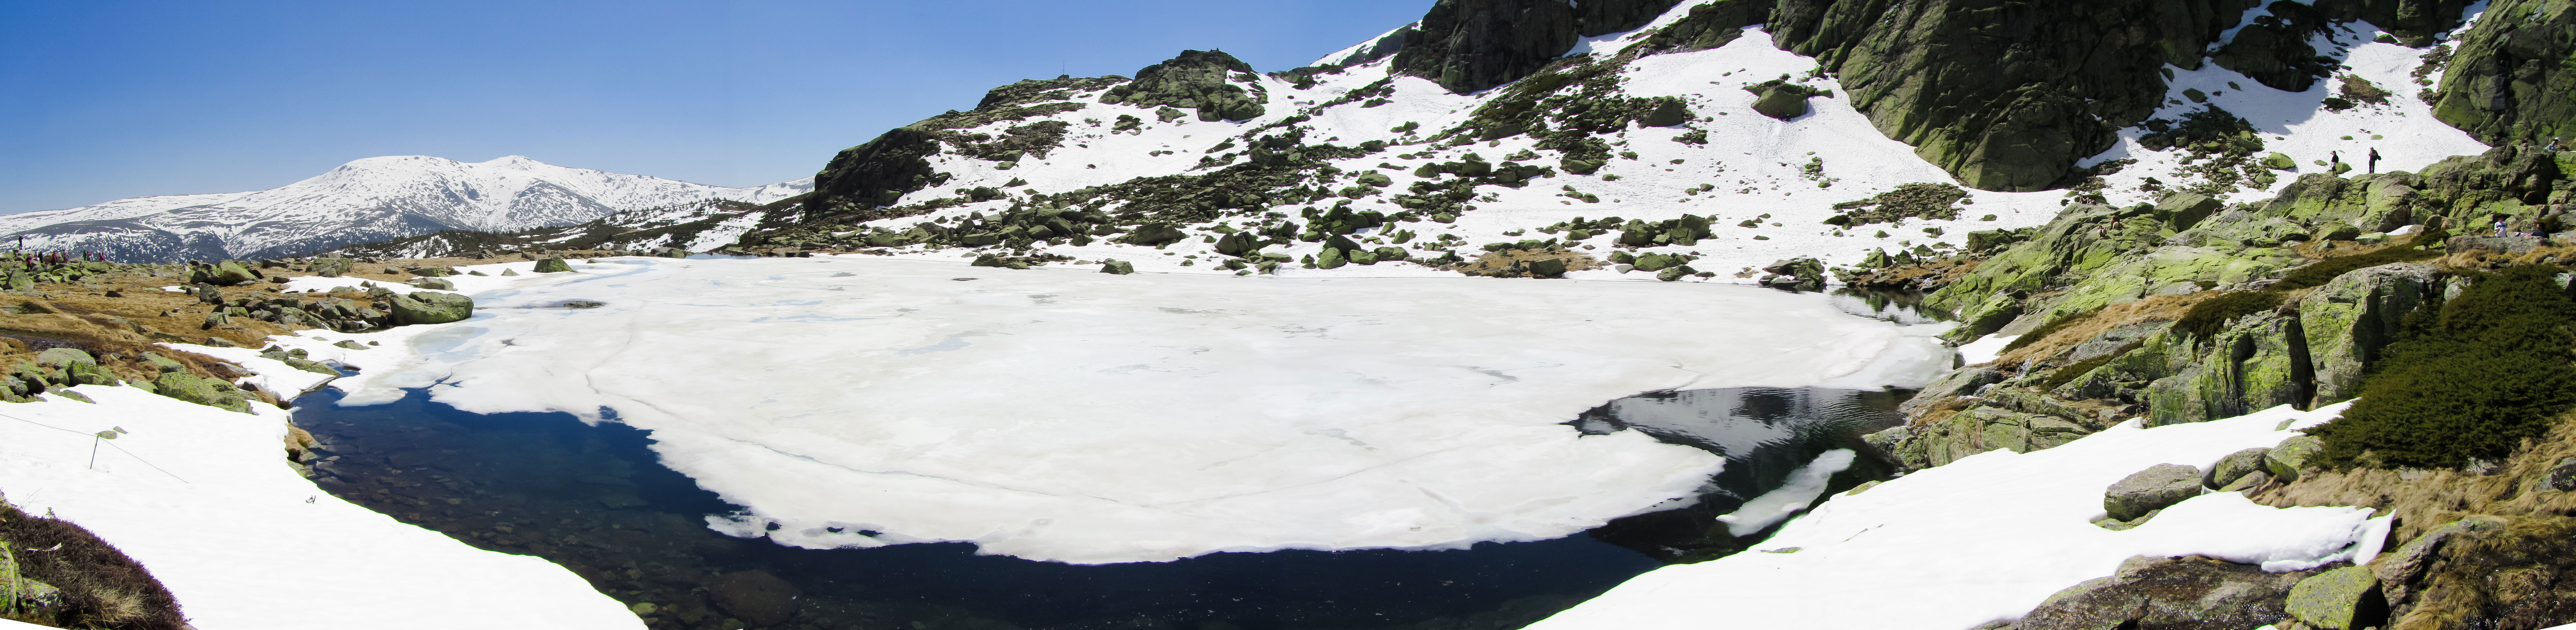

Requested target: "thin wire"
[{"left": 0, "top": 410, "right": 188, "bottom": 484}]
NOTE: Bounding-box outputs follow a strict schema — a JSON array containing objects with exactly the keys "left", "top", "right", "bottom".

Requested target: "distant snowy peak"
[{"left": 3, "top": 156, "right": 809, "bottom": 262}]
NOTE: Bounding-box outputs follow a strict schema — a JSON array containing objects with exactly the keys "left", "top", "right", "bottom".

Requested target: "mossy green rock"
[
  {"left": 155, "top": 371, "right": 248, "bottom": 413},
  {"left": 1744, "top": 80, "right": 1817, "bottom": 120},
  {"left": 1099, "top": 260, "right": 1135, "bottom": 275},
  {"left": 389, "top": 291, "right": 474, "bottom": 325},
  {"left": 2285, "top": 566, "right": 2383, "bottom": 630},
  {"left": 532, "top": 257, "right": 573, "bottom": 273},
  {"left": 413, "top": 277, "right": 456, "bottom": 290},
  {"left": 2103, "top": 463, "right": 2203, "bottom": 521},
  {"left": 2265, "top": 435, "right": 2326, "bottom": 482},
  {"left": 2262, "top": 151, "right": 2299, "bottom": 170},
  {"left": 33, "top": 348, "right": 94, "bottom": 368},
  {"left": 1317, "top": 247, "right": 1348, "bottom": 269},
  {"left": 2205, "top": 447, "right": 2272, "bottom": 489}
]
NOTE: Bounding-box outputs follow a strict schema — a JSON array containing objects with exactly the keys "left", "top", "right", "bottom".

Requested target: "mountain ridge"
[{"left": 1, "top": 155, "right": 808, "bottom": 262}]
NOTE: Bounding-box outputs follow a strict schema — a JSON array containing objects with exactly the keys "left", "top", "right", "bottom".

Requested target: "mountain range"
[{"left": 0, "top": 155, "right": 807, "bottom": 262}]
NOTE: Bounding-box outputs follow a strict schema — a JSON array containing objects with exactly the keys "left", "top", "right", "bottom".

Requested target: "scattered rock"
[
  {"left": 532, "top": 257, "right": 573, "bottom": 273},
  {"left": 1099, "top": 260, "right": 1135, "bottom": 275},
  {"left": 501, "top": 269, "right": 520, "bottom": 276},
  {"left": 334, "top": 340, "right": 367, "bottom": 350},
  {"left": 2104, "top": 463, "right": 2203, "bottom": 521},
  {"left": 411, "top": 277, "right": 456, "bottom": 290},
  {"left": 154, "top": 371, "right": 248, "bottom": 413}
]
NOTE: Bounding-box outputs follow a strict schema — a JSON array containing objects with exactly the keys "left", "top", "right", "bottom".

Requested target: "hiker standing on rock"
[{"left": 2368, "top": 148, "right": 2381, "bottom": 173}]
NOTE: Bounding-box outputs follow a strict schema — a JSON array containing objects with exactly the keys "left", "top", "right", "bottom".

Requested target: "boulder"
[
  {"left": 1119, "top": 222, "right": 1189, "bottom": 247},
  {"left": 33, "top": 348, "right": 95, "bottom": 368},
  {"left": 1527, "top": 257, "right": 1567, "bottom": 278},
  {"left": 1745, "top": 80, "right": 1817, "bottom": 120},
  {"left": 334, "top": 340, "right": 368, "bottom": 350},
  {"left": 1871, "top": 405, "right": 2100, "bottom": 470},
  {"left": 1317, "top": 247, "right": 1348, "bottom": 269},
  {"left": 1098, "top": 50, "right": 1267, "bottom": 121},
  {"left": 708, "top": 569, "right": 801, "bottom": 627},
  {"left": 2262, "top": 151, "right": 2299, "bottom": 170},
  {"left": 531, "top": 257, "right": 573, "bottom": 273},
  {"left": 2002, "top": 555, "right": 2317, "bottom": 630},
  {"left": 2445, "top": 235, "right": 2541, "bottom": 255},
  {"left": 2154, "top": 191, "right": 2224, "bottom": 231},
  {"left": 412, "top": 277, "right": 456, "bottom": 290},
  {"left": 1099, "top": 260, "right": 1135, "bottom": 275},
  {"left": 142, "top": 353, "right": 185, "bottom": 373},
  {"left": 310, "top": 256, "right": 354, "bottom": 278},
  {"left": 2204, "top": 448, "right": 2271, "bottom": 489},
  {"left": 2372, "top": 517, "right": 2506, "bottom": 607},
  {"left": 1760, "top": 257, "right": 1826, "bottom": 291},
  {"left": 2104, "top": 463, "right": 2203, "bottom": 521},
  {"left": 411, "top": 266, "right": 455, "bottom": 277},
  {"left": 2298, "top": 262, "right": 2441, "bottom": 403},
  {"left": 154, "top": 371, "right": 248, "bottom": 413},
  {"left": 389, "top": 291, "right": 474, "bottom": 325},
  {"left": 2265, "top": 435, "right": 2325, "bottom": 482},
  {"left": 501, "top": 269, "right": 520, "bottom": 276},
  {"left": 198, "top": 261, "right": 259, "bottom": 286},
  {"left": 2285, "top": 566, "right": 2385, "bottom": 630}
]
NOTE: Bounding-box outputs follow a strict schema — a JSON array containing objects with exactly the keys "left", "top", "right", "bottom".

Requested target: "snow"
[
  {"left": 1957, "top": 334, "right": 2017, "bottom": 366},
  {"left": 1527, "top": 401, "right": 2383, "bottom": 630},
  {"left": 298, "top": 255, "right": 1957, "bottom": 564},
  {"left": 0, "top": 386, "right": 638, "bottom": 630},
  {"left": 1713, "top": 448, "right": 1855, "bottom": 534}
]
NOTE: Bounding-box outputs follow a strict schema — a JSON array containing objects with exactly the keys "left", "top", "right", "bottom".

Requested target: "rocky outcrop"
[
  {"left": 808, "top": 126, "right": 948, "bottom": 217},
  {"left": 2297, "top": 262, "right": 2441, "bottom": 403},
  {"left": 2212, "top": 0, "right": 2340, "bottom": 92},
  {"left": 2433, "top": 0, "right": 2576, "bottom": 146},
  {"left": 1574, "top": 0, "right": 1687, "bottom": 36},
  {"left": 1391, "top": 0, "right": 1581, "bottom": 94},
  {"left": 2146, "top": 310, "right": 2312, "bottom": 426},
  {"left": 1099, "top": 50, "right": 1267, "bottom": 122},
  {"left": 1770, "top": 0, "right": 2257, "bottom": 191}
]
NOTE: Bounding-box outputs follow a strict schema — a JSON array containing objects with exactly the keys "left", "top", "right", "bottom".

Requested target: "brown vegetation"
[{"left": 1988, "top": 293, "right": 2216, "bottom": 367}]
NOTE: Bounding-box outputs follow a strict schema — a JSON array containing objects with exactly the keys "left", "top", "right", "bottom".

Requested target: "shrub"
[
  {"left": 2309, "top": 265, "right": 2576, "bottom": 469},
  {"left": 2174, "top": 290, "right": 2287, "bottom": 341}
]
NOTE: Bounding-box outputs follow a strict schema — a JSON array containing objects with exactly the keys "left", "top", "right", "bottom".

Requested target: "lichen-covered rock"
[
  {"left": 809, "top": 125, "right": 948, "bottom": 218},
  {"left": 389, "top": 291, "right": 474, "bottom": 325},
  {"left": 2104, "top": 463, "right": 2203, "bottom": 521},
  {"left": 1760, "top": 257, "right": 1826, "bottom": 290},
  {"left": 412, "top": 277, "right": 456, "bottom": 290},
  {"left": 1317, "top": 247, "right": 1348, "bottom": 269},
  {"left": 2285, "top": 566, "right": 2385, "bottom": 630},
  {"left": 2298, "top": 262, "right": 2440, "bottom": 403},
  {"left": 1099, "top": 50, "right": 1266, "bottom": 122},
  {"left": 2001, "top": 555, "right": 2316, "bottom": 630},
  {"left": 33, "top": 348, "right": 94, "bottom": 368},
  {"left": 195, "top": 261, "right": 259, "bottom": 286},
  {"left": 154, "top": 371, "right": 248, "bottom": 413},
  {"left": 1871, "top": 405, "right": 2100, "bottom": 470},
  {"left": 1744, "top": 80, "right": 1821, "bottom": 120},
  {"left": 1118, "top": 222, "right": 1188, "bottom": 247},
  {"left": 2144, "top": 310, "right": 2310, "bottom": 426},
  {"left": 310, "top": 256, "right": 354, "bottom": 278},
  {"left": 1099, "top": 260, "right": 1135, "bottom": 275},
  {"left": 531, "top": 257, "right": 572, "bottom": 273}
]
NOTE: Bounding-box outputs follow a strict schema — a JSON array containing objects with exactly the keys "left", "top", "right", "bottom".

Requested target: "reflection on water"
[
  {"left": 1570, "top": 387, "right": 1910, "bottom": 562},
  {"left": 1824, "top": 288, "right": 1953, "bottom": 325},
  {"left": 295, "top": 388, "right": 1661, "bottom": 630}
]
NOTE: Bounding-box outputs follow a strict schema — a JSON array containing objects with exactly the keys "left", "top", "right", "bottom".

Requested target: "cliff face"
[
  {"left": 2434, "top": 0, "right": 2576, "bottom": 146},
  {"left": 1772, "top": 0, "right": 2257, "bottom": 191}
]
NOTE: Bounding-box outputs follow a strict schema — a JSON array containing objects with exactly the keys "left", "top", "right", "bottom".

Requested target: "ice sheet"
[
  {"left": 1528, "top": 401, "right": 2377, "bottom": 630},
  {"left": 314, "top": 255, "right": 1955, "bottom": 564},
  {"left": 0, "top": 387, "right": 638, "bottom": 630}
]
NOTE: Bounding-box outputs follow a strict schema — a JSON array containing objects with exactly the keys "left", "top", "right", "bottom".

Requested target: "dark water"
[
  {"left": 1822, "top": 287, "right": 1954, "bottom": 325},
  {"left": 294, "top": 383, "right": 1906, "bottom": 630}
]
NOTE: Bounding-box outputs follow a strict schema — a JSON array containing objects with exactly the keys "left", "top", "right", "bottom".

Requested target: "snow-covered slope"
[{"left": 2, "top": 156, "right": 809, "bottom": 262}]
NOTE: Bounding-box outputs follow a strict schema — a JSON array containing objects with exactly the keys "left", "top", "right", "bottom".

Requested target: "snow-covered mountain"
[{"left": 1, "top": 155, "right": 809, "bottom": 262}]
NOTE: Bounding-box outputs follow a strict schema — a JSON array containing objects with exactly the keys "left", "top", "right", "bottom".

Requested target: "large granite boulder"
[
  {"left": 2297, "top": 262, "right": 2440, "bottom": 404},
  {"left": 2002, "top": 555, "right": 2319, "bottom": 630},
  {"left": 389, "top": 291, "right": 474, "bottom": 325},
  {"left": 2104, "top": 463, "right": 2203, "bottom": 521}
]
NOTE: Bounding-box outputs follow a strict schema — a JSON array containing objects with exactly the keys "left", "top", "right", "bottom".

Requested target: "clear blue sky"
[{"left": 0, "top": 0, "right": 1430, "bottom": 213}]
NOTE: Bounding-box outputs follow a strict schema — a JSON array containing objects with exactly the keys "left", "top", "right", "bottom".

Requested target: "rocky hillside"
[{"left": 0, "top": 156, "right": 808, "bottom": 263}]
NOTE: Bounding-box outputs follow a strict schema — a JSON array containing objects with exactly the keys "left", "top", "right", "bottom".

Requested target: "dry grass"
[
  {"left": 1842, "top": 258, "right": 1984, "bottom": 289},
  {"left": 1454, "top": 248, "right": 1602, "bottom": 277},
  {"left": 2432, "top": 242, "right": 2576, "bottom": 273},
  {"left": 2257, "top": 409, "right": 2576, "bottom": 544},
  {"left": 1988, "top": 292, "right": 2219, "bottom": 367}
]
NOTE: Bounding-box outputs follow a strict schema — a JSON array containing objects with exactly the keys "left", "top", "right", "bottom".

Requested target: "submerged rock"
[{"left": 709, "top": 569, "right": 801, "bottom": 627}]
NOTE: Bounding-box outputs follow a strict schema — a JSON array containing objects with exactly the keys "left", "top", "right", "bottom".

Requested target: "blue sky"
[{"left": 0, "top": 0, "right": 1430, "bottom": 213}]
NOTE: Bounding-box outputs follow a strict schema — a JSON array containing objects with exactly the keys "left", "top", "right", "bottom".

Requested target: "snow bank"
[
  {"left": 0, "top": 386, "right": 637, "bottom": 630},
  {"left": 1528, "top": 401, "right": 2378, "bottom": 630},
  {"left": 305, "top": 255, "right": 1954, "bottom": 564},
  {"left": 1957, "top": 334, "right": 2016, "bottom": 366}
]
